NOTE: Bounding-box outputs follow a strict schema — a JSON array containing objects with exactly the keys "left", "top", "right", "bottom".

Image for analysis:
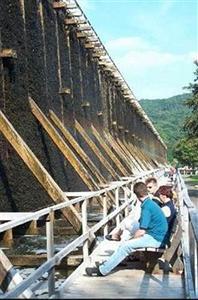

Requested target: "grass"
[{"left": 185, "top": 175, "right": 198, "bottom": 184}]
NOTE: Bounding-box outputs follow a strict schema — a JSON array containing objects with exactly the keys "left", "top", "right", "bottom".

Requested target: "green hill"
[{"left": 139, "top": 93, "right": 192, "bottom": 162}]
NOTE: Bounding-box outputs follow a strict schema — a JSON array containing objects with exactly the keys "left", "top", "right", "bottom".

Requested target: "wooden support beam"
[
  {"left": 92, "top": 53, "right": 102, "bottom": 58},
  {"left": 29, "top": 98, "right": 102, "bottom": 202},
  {"left": 115, "top": 137, "right": 143, "bottom": 173},
  {"left": 91, "top": 125, "right": 130, "bottom": 177},
  {"left": 81, "top": 102, "right": 90, "bottom": 108},
  {"left": 64, "top": 4, "right": 77, "bottom": 9},
  {"left": 0, "top": 249, "right": 33, "bottom": 297},
  {"left": 64, "top": 18, "right": 78, "bottom": 25},
  {"left": 103, "top": 132, "right": 135, "bottom": 173},
  {"left": 26, "top": 220, "right": 38, "bottom": 235},
  {"left": 49, "top": 110, "right": 114, "bottom": 206},
  {"left": 75, "top": 120, "right": 120, "bottom": 180},
  {"left": 3, "top": 229, "right": 13, "bottom": 247},
  {"left": 126, "top": 141, "right": 149, "bottom": 170},
  {"left": 0, "top": 110, "right": 81, "bottom": 232},
  {"left": 97, "top": 111, "right": 103, "bottom": 117},
  {"left": 8, "top": 253, "right": 83, "bottom": 268},
  {"left": 59, "top": 87, "right": 71, "bottom": 95},
  {"left": 76, "top": 32, "right": 87, "bottom": 38},
  {"left": 52, "top": 1, "right": 66, "bottom": 9},
  {"left": 0, "top": 49, "right": 17, "bottom": 59},
  {"left": 84, "top": 43, "right": 95, "bottom": 49},
  {"left": 77, "top": 26, "right": 92, "bottom": 31}
]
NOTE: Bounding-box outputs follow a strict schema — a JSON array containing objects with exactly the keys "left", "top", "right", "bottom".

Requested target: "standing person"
[{"left": 85, "top": 182, "right": 168, "bottom": 276}]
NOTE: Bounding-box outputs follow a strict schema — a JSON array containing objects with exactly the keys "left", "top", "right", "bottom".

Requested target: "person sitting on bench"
[
  {"left": 157, "top": 185, "right": 177, "bottom": 243},
  {"left": 105, "top": 176, "right": 162, "bottom": 242},
  {"left": 85, "top": 181, "right": 168, "bottom": 277}
]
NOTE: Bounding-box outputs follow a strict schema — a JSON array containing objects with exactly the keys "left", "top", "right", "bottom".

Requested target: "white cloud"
[
  {"left": 106, "top": 37, "right": 155, "bottom": 51},
  {"left": 104, "top": 36, "right": 197, "bottom": 98},
  {"left": 105, "top": 37, "right": 197, "bottom": 72}
]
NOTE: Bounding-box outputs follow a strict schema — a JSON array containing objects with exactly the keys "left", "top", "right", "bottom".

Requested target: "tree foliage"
[
  {"left": 173, "top": 137, "right": 198, "bottom": 168},
  {"left": 172, "top": 61, "right": 198, "bottom": 167},
  {"left": 140, "top": 93, "right": 191, "bottom": 162},
  {"left": 183, "top": 61, "right": 198, "bottom": 138}
]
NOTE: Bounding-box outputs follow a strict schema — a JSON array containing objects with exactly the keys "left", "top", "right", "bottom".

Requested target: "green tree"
[
  {"left": 183, "top": 61, "right": 198, "bottom": 138},
  {"left": 173, "top": 61, "right": 198, "bottom": 167},
  {"left": 173, "top": 138, "right": 198, "bottom": 168}
]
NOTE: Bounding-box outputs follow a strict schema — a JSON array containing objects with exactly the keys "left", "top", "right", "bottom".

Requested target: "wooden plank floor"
[{"left": 59, "top": 238, "right": 185, "bottom": 299}]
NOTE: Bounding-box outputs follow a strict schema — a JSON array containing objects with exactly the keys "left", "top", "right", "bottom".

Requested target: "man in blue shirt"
[{"left": 86, "top": 181, "right": 168, "bottom": 276}]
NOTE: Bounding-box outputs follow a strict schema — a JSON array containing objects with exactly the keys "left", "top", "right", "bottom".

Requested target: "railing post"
[
  {"left": 115, "top": 187, "right": 120, "bottom": 226},
  {"left": 102, "top": 193, "right": 108, "bottom": 236},
  {"left": 82, "top": 199, "right": 89, "bottom": 261},
  {"left": 124, "top": 186, "right": 129, "bottom": 217},
  {"left": 46, "top": 209, "right": 55, "bottom": 298}
]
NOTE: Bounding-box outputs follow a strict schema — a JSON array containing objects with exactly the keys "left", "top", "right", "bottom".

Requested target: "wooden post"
[
  {"left": 46, "top": 210, "right": 55, "bottom": 297},
  {"left": 0, "top": 249, "right": 33, "bottom": 298},
  {"left": 103, "top": 193, "right": 108, "bottom": 236},
  {"left": 26, "top": 220, "right": 38, "bottom": 235},
  {"left": 3, "top": 229, "right": 13, "bottom": 247},
  {"left": 115, "top": 188, "right": 120, "bottom": 227},
  {"left": 82, "top": 199, "right": 89, "bottom": 261},
  {"left": 124, "top": 186, "right": 129, "bottom": 217}
]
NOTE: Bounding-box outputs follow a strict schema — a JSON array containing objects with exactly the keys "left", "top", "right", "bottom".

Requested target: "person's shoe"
[
  {"left": 105, "top": 234, "right": 121, "bottom": 241},
  {"left": 85, "top": 266, "right": 103, "bottom": 276}
]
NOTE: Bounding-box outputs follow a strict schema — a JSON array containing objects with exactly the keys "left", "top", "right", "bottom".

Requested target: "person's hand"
[{"left": 134, "top": 229, "right": 145, "bottom": 238}]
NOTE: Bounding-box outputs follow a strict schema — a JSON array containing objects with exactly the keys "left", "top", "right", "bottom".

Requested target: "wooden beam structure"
[
  {"left": 0, "top": 49, "right": 17, "bottom": 59},
  {"left": 103, "top": 132, "right": 140, "bottom": 174},
  {"left": 52, "top": 1, "right": 66, "bottom": 9},
  {"left": 115, "top": 138, "right": 143, "bottom": 172},
  {"left": 49, "top": 110, "right": 114, "bottom": 206},
  {"left": 29, "top": 98, "right": 102, "bottom": 197},
  {"left": 91, "top": 125, "right": 130, "bottom": 177},
  {"left": 75, "top": 120, "right": 120, "bottom": 181},
  {"left": 0, "top": 110, "right": 81, "bottom": 232},
  {"left": 0, "top": 250, "right": 33, "bottom": 298}
]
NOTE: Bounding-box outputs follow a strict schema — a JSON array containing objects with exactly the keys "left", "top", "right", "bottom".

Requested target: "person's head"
[
  {"left": 157, "top": 185, "right": 173, "bottom": 203},
  {"left": 133, "top": 181, "right": 148, "bottom": 201},
  {"left": 145, "top": 177, "right": 158, "bottom": 195}
]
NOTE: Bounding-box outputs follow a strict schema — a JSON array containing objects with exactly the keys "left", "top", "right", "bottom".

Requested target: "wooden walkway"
[{"left": 59, "top": 238, "right": 185, "bottom": 299}]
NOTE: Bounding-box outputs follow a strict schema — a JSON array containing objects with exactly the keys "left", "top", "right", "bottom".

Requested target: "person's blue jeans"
[{"left": 99, "top": 234, "right": 161, "bottom": 275}]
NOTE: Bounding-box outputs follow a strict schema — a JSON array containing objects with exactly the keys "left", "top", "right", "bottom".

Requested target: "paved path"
[{"left": 184, "top": 176, "right": 198, "bottom": 209}]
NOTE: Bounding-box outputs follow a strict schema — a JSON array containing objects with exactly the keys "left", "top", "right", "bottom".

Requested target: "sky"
[{"left": 76, "top": 0, "right": 198, "bottom": 100}]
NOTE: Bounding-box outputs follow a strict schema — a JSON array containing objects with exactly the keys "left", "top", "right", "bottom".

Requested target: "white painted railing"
[
  {"left": 0, "top": 168, "right": 164, "bottom": 299},
  {"left": 177, "top": 172, "right": 198, "bottom": 299}
]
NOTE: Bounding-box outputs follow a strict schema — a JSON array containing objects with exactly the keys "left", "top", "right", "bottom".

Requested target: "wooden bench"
[{"left": 135, "top": 216, "right": 184, "bottom": 274}]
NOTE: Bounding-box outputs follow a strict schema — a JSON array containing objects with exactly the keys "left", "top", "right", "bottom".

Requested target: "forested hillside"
[{"left": 139, "top": 93, "right": 192, "bottom": 161}]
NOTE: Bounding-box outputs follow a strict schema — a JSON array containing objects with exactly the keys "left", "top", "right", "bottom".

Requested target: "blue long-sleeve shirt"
[{"left": 139, "top": 197, "right": 168, "bottom": 242}]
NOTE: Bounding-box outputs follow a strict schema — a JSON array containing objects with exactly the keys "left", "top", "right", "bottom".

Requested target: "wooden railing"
[
  {"left": 0, "top": 168, "right": 164, "bottom": 299},
  {"left": 177, "top": 172, "right": 198, "bottom": 299}
]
